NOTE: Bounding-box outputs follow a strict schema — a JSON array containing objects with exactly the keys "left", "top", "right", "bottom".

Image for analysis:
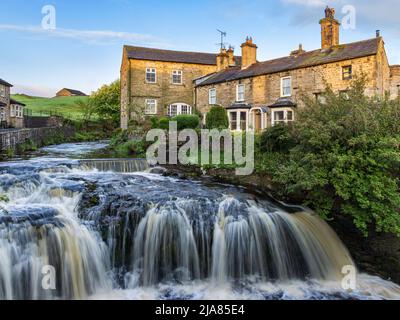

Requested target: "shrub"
[
  {"left": 172, "top": 115, "right": 200, "bottom": 130},
  {"left": 259, "top": 124, "right": 296, "bottom": 153},
  {"left": 206, "top": 106, "right": 229, "bottom": 130},
  {"left": 257, "top": 76, "right": 400, "bottom": 236},
  {"left": 150, "top": 117, "right": 159, "bottom": 129},
  {"left": 158, "top": 118, "right": 170, "bottom": 130}
]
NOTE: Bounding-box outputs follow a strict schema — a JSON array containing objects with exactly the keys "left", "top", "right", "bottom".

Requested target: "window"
[
  {"left": 230, "top": 112, "right": 237, "bottom": 131},
  {"left": 209, "top": 88, "right": 217, "bottom": 105},
  {"left": 10, "top": 105, "right": 15, "bottom": 117},
  {"left": 339, "top": 90, "right": 350, "bottom": 100},
  {"left": 168, "top": 103, "right": 192, "bottom": 117},
  {"left": 237, "top": 84, "right": 245, "bottom": 102},
  {"left": 281, "top": 77, "right": 292, "bottom": 97},
  {"left": 0, "top": 85, "right": 5, "bottom": 97},
  {"left": 146, "top": 68, "right": 157, "bottom": 83},
  {"left": 172, "top": 70, "right": 183, "bottom": 85},
  {"left": 14, "top": 105, "right": 23, "bottom": 118},
  {"left": 240, "top": 112, "right": 247, "bottom": 131},
  {"left": 180, "top": 104, "right": 191, "bottom": 115},
  {"left": 271, "top": 109, "right": 294, "bottom": 126},
  {"left": 145, "top": 99, "right": 157, "bottom": 115},
  {"left": 168, "top": 105, "right": 177, "bottom": 117},
  {"left": 314, "top": 93, "right": 327, "bottom": 104},
  {"left": 342, "top": 66, "right": 352, "bottom": 80}
]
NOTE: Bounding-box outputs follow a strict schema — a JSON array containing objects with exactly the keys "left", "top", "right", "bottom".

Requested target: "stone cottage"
[
  {"left": 0, "top": 79, "right": 25, "bottom": 129},
  {"left": 56, "top": 88, "right": 87, "bottom": 97},
  {"left": 121, "top": 7, "right": 400, "bottom": 131}
]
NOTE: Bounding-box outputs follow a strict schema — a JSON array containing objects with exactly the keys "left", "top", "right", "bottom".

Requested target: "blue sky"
[{"left": 1, "top": 0, "right": 399, "bottom": 97}]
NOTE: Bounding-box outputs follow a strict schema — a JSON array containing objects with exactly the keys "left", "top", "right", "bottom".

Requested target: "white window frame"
[
  {"left": 236, "top": 84, "right": 245, "bottom": 102},
  {"left": 145, "top": 99, "right": 157, "bottom": 115},
  {"left": 168, "top": 103, "right": 192, "bottom": 117},
  {"left": 209, "top": 88, "right": 217, "bottom": 105},
  {"left": 146, "top": 68, "right": 157, "bottom": 84},
  {"left": 271, "top": 108, "right": 294, "bottom": 126},
  {"left": 229, "top": 109, "right": 249, "bottom": 131},
  {"left": 280, "top": 76, "right": 292, "bottom": 97},
  {"left": 172, "top": 70, "right": 183, "bottom": 85},
  {"left": 10, "top": 105, "right": 15, "bottom": 117}
]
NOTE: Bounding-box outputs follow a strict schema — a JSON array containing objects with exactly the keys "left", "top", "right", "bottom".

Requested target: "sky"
[{"left": 0, "top": 0, "right": 399, "bottom": 97}]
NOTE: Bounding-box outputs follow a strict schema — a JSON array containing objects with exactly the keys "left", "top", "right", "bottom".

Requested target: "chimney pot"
[{"left": 376, "top": 30, "right": 381, "bottom": 37}]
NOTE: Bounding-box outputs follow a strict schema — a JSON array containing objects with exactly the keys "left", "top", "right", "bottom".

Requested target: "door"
[{"left": 254, "top": 111, "right": 262, "bottom": 133}]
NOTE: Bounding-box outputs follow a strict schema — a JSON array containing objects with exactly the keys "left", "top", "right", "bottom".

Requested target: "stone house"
[
  {"left": 121, "top": 7, "right": 400, "bottom": 131},
  {"left": 120, "top": 45, "right": 241, "bottom": 129},
  {"left": 0, "top": 79, "right": 25, "bottom": 129},
  {"left": 56, "top": 88, "right": 87, "bottom": 97},
  {"left": 195, "top": 7, "right": 398, "bottom": 132}
]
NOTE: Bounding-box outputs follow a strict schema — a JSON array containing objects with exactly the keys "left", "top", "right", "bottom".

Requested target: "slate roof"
[
  {"left": 124, "top": 45, "right": 241, "bottom": 66},
  {"left": 10, "top": 98, "right": 26, "bottom": 106},
  {"left": 0, "top": 79, "right": 12, "bottom": 87},
  {"left": 197, "top": 38, "right": 381, "bottom": 86}
]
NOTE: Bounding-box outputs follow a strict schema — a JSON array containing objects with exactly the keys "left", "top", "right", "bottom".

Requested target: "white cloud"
[
  {"left": 11, "top": 84, "right": 57, "bottom": 98},
  {"left": 0, "top": 24, "right": 169, "bottom": 46}
]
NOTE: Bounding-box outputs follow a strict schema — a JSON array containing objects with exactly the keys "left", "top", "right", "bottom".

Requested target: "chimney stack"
[
  {"left": 290, "top": 43, "right": 306, "bottom": 56},
  {"left": 241, "top": 37, "right": 257, "bottom": 69},
  {"left": 376, "top": 30, "right": 381, "bottom": 38},
  {"left": 227, "top": 46, "right": 236, "bottom": 67},
  {"left": 216, "top": 47, "right": 230, "bottom": 71},
  {"left": 319, "top": 6, "right": 340, "bottom": 50}
]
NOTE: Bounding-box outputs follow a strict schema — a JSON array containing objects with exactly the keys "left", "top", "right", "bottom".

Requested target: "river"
[{"left": 0, "top": 142, "right": 399, "bottom": 300}]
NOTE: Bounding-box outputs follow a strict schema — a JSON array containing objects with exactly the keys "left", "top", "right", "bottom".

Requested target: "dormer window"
[
  {"left": 146, "top": 68, "right": 157, "bottom": 83},
  {"left": 342, "top": 66, "right": 352, "bottom": 80},
  {"left": 281, "top": 77, "right": 292, "bottom": 97}
]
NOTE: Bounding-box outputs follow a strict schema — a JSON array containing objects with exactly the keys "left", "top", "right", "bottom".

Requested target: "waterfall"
[
  {"left": 79, "top": 159, "right": 149, "bottom": 173},
  {"left": 0, "top": 148, "right": 400, "bottom": 300},
  {"left": 0, "top": 169, "right": 112, "bottom": 300},
  {"left": 126, "top": 197, "right": 354, "bottom": 287}
]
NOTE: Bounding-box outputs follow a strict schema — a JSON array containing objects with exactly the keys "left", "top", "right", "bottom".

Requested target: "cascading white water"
[
  {"left": 0, "top": 168, "right": 112, "bottom": 299},
  {"left": 1, "top": 142, "right": 400, "bottom": 300}
]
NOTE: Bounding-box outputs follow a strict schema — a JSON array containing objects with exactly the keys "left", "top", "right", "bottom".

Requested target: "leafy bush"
[
  {"left": 260, "top": 124, "right": 295, "bottom": 153},
  {"left": 172, "top": 115, "right": 200, "bottom": 130},
  {"left": 206, "top": 106, "right": 229, "bottom": 130},
  {"left": 257, "top": 76, "right": 400, "bottom": 236},
  {"left": 158, "top": 118, "right": 170, "bottom": 130},
  {"left": 150, "top": 117, "right": 159, "bottom": 129}
]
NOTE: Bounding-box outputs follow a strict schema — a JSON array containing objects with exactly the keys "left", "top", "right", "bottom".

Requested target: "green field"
[{"left": 11, "top": 94, "right": 90, "bottom": 120}]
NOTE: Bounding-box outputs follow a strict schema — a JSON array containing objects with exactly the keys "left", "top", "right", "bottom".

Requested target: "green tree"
[
  {"left": 259, "top": 76, "right": 400, "bottom": 236},
  {"left": 90, "top": 80, "right": 120, "bottom": 125}
]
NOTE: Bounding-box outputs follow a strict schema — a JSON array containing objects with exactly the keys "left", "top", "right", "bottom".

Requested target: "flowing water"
[{"left": 0, "top": 142, "right": 399, "bottom": 300}]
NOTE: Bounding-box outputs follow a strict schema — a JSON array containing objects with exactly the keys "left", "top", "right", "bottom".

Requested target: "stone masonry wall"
[
  {"left": 0, "top": 126, "right": 75, "bottom": 152},
  {"left": 121, "top": 56, "right": 217, "bottom": 128},
  {"left": 196, "top": 54, "right": 380, "bottom": 126}
]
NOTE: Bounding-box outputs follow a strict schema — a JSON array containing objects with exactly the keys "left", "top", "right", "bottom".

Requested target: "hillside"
[{"left": 11, "top": 94, "right": 90, "bottom": 120}]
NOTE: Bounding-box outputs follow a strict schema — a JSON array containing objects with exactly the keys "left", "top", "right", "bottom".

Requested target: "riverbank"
[{"left": 162, "top": 163, "right": 400, "bottom": 285}]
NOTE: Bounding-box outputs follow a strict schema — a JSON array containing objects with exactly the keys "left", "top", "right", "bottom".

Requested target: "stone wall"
[
  {"left": 390, "top": 65, "right": 400, "bottom": 100},
  {"left": 0, "top": 126, "right": 75, "bottom": 151},
  {"left": 121, "top": 56, "right": 217, "bottom": 129},
  {"left": 24, "top": 116, "right": 63, "bottom": 128}
]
